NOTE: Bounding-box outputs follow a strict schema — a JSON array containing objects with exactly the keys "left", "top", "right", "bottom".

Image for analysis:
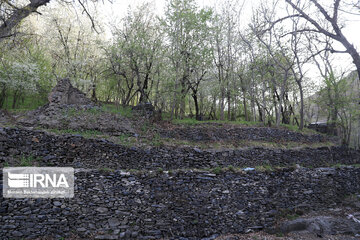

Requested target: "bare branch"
[
  {"left": 285, "top": 0, "right": 339, "bottom": 40},
  {"left": 77, "top": 0, "right": 99, "bottom": 34}
]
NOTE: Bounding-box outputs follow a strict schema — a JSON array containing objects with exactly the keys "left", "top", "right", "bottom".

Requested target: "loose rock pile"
[{"left": 0, "top": 168, "right": 360, "bottom": 239}]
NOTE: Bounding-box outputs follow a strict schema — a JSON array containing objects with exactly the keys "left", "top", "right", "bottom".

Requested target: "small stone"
[
  {"left": 77, "top": 227, "right": 86, "bottom": 232},
  {"left": 95, "top": 235, "right": 118, "bottom": 240},
  {"left": 131, "top": 231, "right": 138, "bottom": 238},
  {"left": 108, "top": 218, "right": 120, "bottom": 227},
  {"left": 12, "top": 231, "right": 23, "bottom": 237},
  {"left": 96, "top": 207, "right": 108, "bottom": 213},
  {"left": 194, "top": 148, "right": 202, "bottom": 153},
  {"left": 53, "top": 201, "right": 62, "bottom": 207}
]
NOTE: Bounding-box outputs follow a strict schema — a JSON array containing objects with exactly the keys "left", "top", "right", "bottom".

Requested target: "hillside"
[{"left": 0, "top": 80, "right": 360, "bottom": 240}]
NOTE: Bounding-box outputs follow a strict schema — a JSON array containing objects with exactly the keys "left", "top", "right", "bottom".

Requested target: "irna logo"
[
  {"left": 7, "top": 172, "right": 69, "bottom": 188},
  {"left": 3, "top": 167, "right": 74, "bottom": 198}
]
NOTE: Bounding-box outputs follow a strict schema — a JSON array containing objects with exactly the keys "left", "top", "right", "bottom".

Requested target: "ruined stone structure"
[{"left": 48, "top": 78, "right": 92, "bottom": 107}]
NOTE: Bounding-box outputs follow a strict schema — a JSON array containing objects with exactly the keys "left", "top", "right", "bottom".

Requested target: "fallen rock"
[{"left": 278, "top": 216, "right": 360, "bottom": 236}]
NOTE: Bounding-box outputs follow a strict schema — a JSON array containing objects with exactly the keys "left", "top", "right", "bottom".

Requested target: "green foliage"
[
  {"left": 65, "top": 107, "right": 101, "bottom": 117},
  {"left": 316, "top": 71, "right": 360, "bottom": 146},
  {"left": 255, "top": 165, "right": 274, "bottom": 172},
  {"left": 286, "top": 213, "right": 300, "bottom": 220},
  {"left": 19, "top": 155, "right": 38, "bottom": 166},
  {"left": 211, "top": 166, "right": 223, "bottom": 174},
  {"left": 172, "top": 118, "right": 263, "bottom": 127},
  {"left": 49, "top": 129, "right": 102, "bottom": 138},
  {"left": 5, "top": 94, "right": 47, "bottom": 111},
  {"left": 102, "top": 104, "right": 133, "bottom": 118},
  {"left": 227, "top": 165, "right": 236, "bottom": 172},
  {"left": 99, "top": 167, "right": 115, "bottom": 172},
  {"left": 152, "top": 133, "right": 163, "bottom": 147},
  {"left": 0, "top": 38, "right": 53, "bottom": 110}
]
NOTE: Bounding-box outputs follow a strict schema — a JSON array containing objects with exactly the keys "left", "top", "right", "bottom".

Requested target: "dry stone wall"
[
  {"left": 0, "top": 168, "right": 360, "bottom": 239},
  {"left": 0, "top": 128, "right": 359, "bottom": 170}
]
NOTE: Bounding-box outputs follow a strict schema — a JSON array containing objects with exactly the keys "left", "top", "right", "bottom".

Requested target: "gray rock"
[
  {"left": 76, "top": 227, "right": 86, "bottom": 232},
  {"left": 279, "top": 216, "right": 360, "bottom": 236},
  {"left": 12, "top": 231, "right": 23, "bottom": 237},
  {"left": 95, "top": 235, "right": 118, "bottom": 240},
  {"left": 108, "top": 218, "right": 120, "bottom": 227},
  {"left": 96, "top": 207, "right": 108, "bottom": 213},
  {"left": 53, "top": 201, "right": 62, "bottom": 207}
]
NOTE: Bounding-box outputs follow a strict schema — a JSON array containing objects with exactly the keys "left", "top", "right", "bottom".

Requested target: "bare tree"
[
  {"left": 0, "top": 0, "right": 50, "bottom": 40},
  {"left": 285, "top": 0, "right": 360, "bottom": 81},
  {"left": 0, "top": 0, "right": 103, "bottom": 41}
]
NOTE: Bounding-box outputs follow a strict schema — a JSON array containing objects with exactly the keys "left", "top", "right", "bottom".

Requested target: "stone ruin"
[
  {"left": 132, "top": 102, "right": 155, "bottom": 119},
  {"left": 18, "top": 78, "right": 134, "bottom": 134},
  {"left": 48, "top": 78, "right": 93, "bottom": 107}
]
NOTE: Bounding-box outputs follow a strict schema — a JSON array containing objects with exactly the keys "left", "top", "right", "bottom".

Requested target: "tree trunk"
[
  {"left": 12, "top": 90, "right": 19, "bottom": 109},
  {"left": 227, "top": 89, "right": 231, "bottom": 121},
  {"left": 192, "top": 93, "right": 200, "bottom": 120},
  {"left": 298, "top": 82, "right": 304, "bottom": 130},
  {"left": 219, "top": 87, "right": 225, "bottom": 121},
  {"left": 243, "top": 95, "right": 248, "bottom": 121}
]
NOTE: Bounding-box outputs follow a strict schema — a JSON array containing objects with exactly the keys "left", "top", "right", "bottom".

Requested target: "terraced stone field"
[{"left": 0, "top": 120, "right": 360, "bottom": 240}]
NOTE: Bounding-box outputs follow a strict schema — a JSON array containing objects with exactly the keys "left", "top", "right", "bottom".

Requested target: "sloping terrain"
[
  {"left": 0, "top": 82, "right": 359, "bottom": 239},
  {"left": 0, "top": 119, "right": 360, "bottom": 239}
]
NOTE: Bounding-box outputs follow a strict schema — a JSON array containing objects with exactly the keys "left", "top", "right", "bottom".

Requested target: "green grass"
[
  {"left": 171, "top": 118, "right": 322, "bottom": 135},
  {"left": 152, "top": 133, "right": 163, "bottom": 147},
  {"left": 49, "top": 129, "right": 102, "bottom": 138},
  {"left": 211, "top": 166, "right": 223, "bottom": 174},
  {"left": 102, "top": 104, "right": 133, "bottom": 118},
  {"left": 4, "top": 94, "right": 47, "bottom": 112},
  {"left": 286, "top": 213, "right": 300, "bottom": 220},
  {"left": 99, "top": 167, "right": 115, "bottom": 172},
  {"left": 19, "top": 155, "right": 38, "bottom": 166},
  {"left": 116, "top": 133, "right": 137, "bottom": 146},
  {"left": 161, "top": 136, "right": 335, "bottom": 150},
  {"left": 332, "top": 163, "right": 360, "bottom": 168},
  {"left": 227, "top": 165, "right": 236, "bottom": 172},
  {"left": 172, "top": 118, "right": 260, "bottom": 126},
  {"left": 64, "top": 107, "right": 101, "bottom": 117},
  {"left": 255, "top": 165, "right": 274, "bottom": 172}
]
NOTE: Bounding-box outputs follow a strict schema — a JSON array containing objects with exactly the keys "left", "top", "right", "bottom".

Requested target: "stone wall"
[
  {"left": 0, "top": 128, "right": 359, "bottom": 170},
  {"left": 159, "top": 125, "right": 330, "bottom": 143},
  {"left": 1, "top": 167, "right": 360, "bottom": 239}
]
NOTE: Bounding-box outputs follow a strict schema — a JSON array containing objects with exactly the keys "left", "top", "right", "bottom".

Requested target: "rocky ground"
[{"left": 1, "top": 79, "right": 360, "bottom": 239}]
